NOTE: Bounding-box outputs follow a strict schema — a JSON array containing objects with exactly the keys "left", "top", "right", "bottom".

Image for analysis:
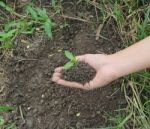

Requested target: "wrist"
[{"left": 107, "top": 54, "right": 131, "bottom": 78}]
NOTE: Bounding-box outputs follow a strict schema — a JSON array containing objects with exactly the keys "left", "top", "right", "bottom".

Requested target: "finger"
[
  {"left": 83, "top": 82, "right": 91, "bottom": 90},
  {"left": 52, "top": 72, "right": 61, "bottom": 77},
  {"left": 52, "top": 76, "right": 60, "bottom": 82},
  {"left": 89, "top": 73, "right": 103, "bottom": 88},
  {"left": 57, "top": 79, "right": 86, "bottom": 90},
  {"left": 76, "top": 54, "right": 88, "bottom": 63},
  {"left": 54, "top": 67, "right": 63, "bottom": 72}
]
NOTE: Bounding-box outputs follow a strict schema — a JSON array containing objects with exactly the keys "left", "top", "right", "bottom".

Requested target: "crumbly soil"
[
  {"left": 0, "top": 1, "right": 127, "bottom": 129},
  {"left": 63, "top": 62, "right": 96, "bottom": 84}
]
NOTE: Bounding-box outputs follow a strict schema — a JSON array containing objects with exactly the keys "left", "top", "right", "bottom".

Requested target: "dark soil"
[
  {"left": 63, "top": 62, "right": 96, "bottom": 84},
  {"left": 0, "top": 1, "right": 127, "bottom": 129}
]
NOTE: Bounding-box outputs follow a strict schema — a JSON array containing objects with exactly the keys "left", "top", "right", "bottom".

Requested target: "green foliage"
[
  {"left": 0, "top": 116, "right": 5, "bottom": 126},
  {"left": 0, "top": 106, "right": 17, "bottom": 129},
  {"left": 0, "top": 29, "right": 17, "bottom": 49},
  {"left": 137, "top": 7, "right": 150, "bottom": 40},
  {"left": 0, "top": 106, "right": 15, "bottom": 112},
  {"left": 0, "top": 116, "right": 17, "bottom": 129},
  {"left": 0, "top": 2, "right": 56, "bottom": 49},
  {"left": 0, "top": 1, "right": 13, "bottom": 12},
  {"left": 52, "top": 0, "right": 56, "bottom": 8},
  {"left": 63, "top": 51, "right": 77, "bottom": 70},
  {"left": 26, "top": 4, "right": 56, "bottom": 39}
]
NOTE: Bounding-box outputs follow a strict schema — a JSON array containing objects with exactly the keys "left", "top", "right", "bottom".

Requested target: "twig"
[
  {"left": 93, "top": 0, "right": 99, "bottom": 21},
  {"left": 0, "top": 85, "right": 5, "bottom": 93},
  {"left": 17, "top": 59, "right": 39, "bottom": 63},
  {"left": 96, "top": 24, "right": 103, "bottom": 40},
  {"left": 85, "top": 34, "right": 110, "bottom": 41},
  {"left": 19, "top": 105, "right": 25, "bottom": 122},
  {"left": 0, "top": 51, "right": 6, "bottom": 60},
  {"left": 0, "top": 9, "right": 9, "bottom": 20},
  {"left": 61, "top": 14, "right": 92, "bottom": 23}
]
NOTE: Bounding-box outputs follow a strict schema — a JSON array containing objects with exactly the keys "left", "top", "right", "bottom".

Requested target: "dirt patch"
[
  {"left": 63, "top": 62, "right": 96, "bottom": 84},
  {"left": 0, "top": 1, "right": 126, "bottom": 129}
]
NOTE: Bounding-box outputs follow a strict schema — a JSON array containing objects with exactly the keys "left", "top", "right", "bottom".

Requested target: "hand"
[{"left": 52, "top": 54, "right": 119, "bottom": 90}]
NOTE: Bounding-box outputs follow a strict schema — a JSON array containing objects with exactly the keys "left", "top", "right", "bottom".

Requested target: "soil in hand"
[{"left": 63, "top": 62, "right": 96, "bottom": 84}]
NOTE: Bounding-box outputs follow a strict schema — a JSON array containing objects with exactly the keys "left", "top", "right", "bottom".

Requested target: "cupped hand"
[{"left": 52, "top": 54, "right": 119, "bottom": 90}]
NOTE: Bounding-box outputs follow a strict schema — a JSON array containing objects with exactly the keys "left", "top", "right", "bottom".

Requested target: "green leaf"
[
  {"left": 64, "top": 50, "right": 74, "bottom": 60},
  {"left": 4, "top": 21, "right": 18, "bottom": 31},
  {"left": 0, "top": 116, "right": 5, "bottom": 126},
  {"left": 0, "top": 41, "right": 13, "bottom": 49},
  {"left": 42, "top": 22, "right": 53, "bottom": 39},
  {"left": 0, "top": 29, "right": 17, "bottom": 40},
  {"left": 63, "top": 61, "right": 74, "bottom": 70},
  {"left": 0, "top": 106, "right": 15, "bottom": 112},
  {"left": 26, "top": 6, "right": 38, "bottom": 19},
  {"left": 22, "top": 28, "right": 35, "bottom": 34},
  {"left": 36, "top": 8, "right": 48, "bottom": 19},
  {"left": 6, "top": 123, "right": 17, "bottom": 129},
  {"left": 0, "top": 1, "right": 13, "bottom": 12},
  {"left": 52, "top": 0, "right": 56, "bottom": 7}
]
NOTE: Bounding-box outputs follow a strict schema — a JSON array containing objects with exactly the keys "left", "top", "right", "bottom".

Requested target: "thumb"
[{"left": 76, "top": 54, "right": 90, "bottom": 63}]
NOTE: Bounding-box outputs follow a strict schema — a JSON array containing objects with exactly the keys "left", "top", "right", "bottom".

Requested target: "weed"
[
  {"left": 0, "top": 29, "right": 17, "bottom": 49},
  {"left": 0, "top": 116, "right": 17, "bottom": 129},
  {"left": 26, "top": 4, "right": 56, "bottom": 38},
  {"left": 85, "top": 0, "right": 150, "bottom": 128},
  {"left": 0, "top": 1, "right": 23, "bottom": 17},
  {"left": 0, "top": 106, "right": 17, "bottom": 129},
  {"left": 63, "top": 51, "right": 77, "bottom": 70},
  {"left": 0, "top": 1, "right": 56, "bottom": 49}
]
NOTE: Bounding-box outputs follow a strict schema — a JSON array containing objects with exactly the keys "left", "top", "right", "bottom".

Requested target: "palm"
[{"left": 52, "top": 54, "right": 118, "bottom": 90}]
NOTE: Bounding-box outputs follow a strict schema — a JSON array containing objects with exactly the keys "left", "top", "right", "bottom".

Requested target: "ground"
[{"left": 0, "top": 1, "right": 128, "bottom": 129}]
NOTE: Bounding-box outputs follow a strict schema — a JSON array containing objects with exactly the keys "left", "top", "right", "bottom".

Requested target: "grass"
[
  {"left": 0, "top": 0, "right": 150, "bottom": 129},
  {"left": 84, "top": 0, "right": 150, "bottom": 128},
  {"left": 85, "top": 0, "right": 150, "bottom": 128},
  {"left": 0, "top": 106, "right": 17, "bottom": 129},
  {"left": 0, "top": 1, "right": 55, "bottom": 49}
]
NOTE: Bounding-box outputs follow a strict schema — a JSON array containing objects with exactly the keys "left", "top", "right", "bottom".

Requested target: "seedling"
[{"left": 63, "top": 51, "right": 77, "bottom": 70}]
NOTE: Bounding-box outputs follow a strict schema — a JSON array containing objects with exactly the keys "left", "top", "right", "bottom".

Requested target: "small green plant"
[
  {"left": 26, "top": 4, "right": 56, "bottom": 39},
  {"left": 0, "top": 106, "right": 17, "bottom": 129},
  {"left": 0, "top": 116, "right": 5, "bottom": 126},
  {"left": 0, "top": 116, "right": 17, "bottom": 129},
  {"left": 0, "top": 29, "right": 17, "bottom": 49},
  {"left": 63, "top": 51, "right": 77, "bottom": 70},
  {"left": 0, "top": 1, "right": 56, "bottom": 49}
]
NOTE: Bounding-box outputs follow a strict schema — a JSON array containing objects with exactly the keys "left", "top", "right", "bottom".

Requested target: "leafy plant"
[
  {"left": 26, "top": 4, "right": 56, "bottom": 38},
  {"left": 0, "top": 1, "right": 13, "bottom": 12},
  {"left": 63, "top": 51, "right": 77, "bottom": 70},
  {"left": 0, "top": 116, "right": 5, "bottom": 126},
  {"left": 0, "top": 29, "right": 17, "bottom": 49},
  {"left": 0, "top": 116, "right": 17, "bottom": 129},
  {"left": 0, "top": 106, "right": 17, "bottom": 129},
  {"left": 0, "top": 1, "right": 22, "bottom": 17},
  {"left": 0, "top": 2, "right": 56, "bottom": 49}
]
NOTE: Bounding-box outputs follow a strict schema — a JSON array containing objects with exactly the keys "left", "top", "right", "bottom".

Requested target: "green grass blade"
[{"left": 0, "top": 106, "right": 15, "bottom": 112}]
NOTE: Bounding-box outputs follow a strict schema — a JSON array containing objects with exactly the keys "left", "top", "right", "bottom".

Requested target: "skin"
[{"left": 52, "top": 36, "right": 150, "bottom": 90}]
